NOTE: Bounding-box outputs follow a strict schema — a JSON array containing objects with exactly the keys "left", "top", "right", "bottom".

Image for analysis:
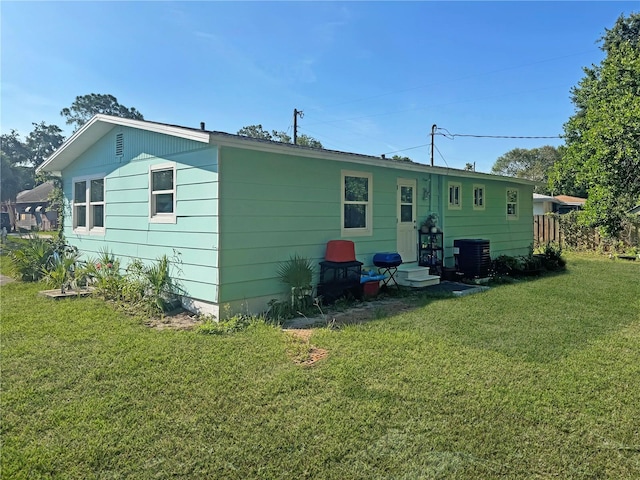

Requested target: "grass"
[{"left": 1, "top": 253, "right": 639, "bottom": 478}]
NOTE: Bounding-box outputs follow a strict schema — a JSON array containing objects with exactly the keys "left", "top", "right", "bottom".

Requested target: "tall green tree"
[
  {"left": 25, "top": 122, "right": 65, "bottom": 168},
  {"left": 237, "top": 124, "right": 273, "bottom": 140},
  {"left": 1, "top": 130, "right": 33, "bottom": 202},
  {"left": 237, "top": 124, "right": 323, "bottom": 148},
  {"left": 491, "top": 146, "right": 562, "bottom": 194},
  {"left": 551, "top": 13, "right": 640, "bottom": 235},
  {"left": 61, "top": 93, "right": 144, "bottom": 131}
]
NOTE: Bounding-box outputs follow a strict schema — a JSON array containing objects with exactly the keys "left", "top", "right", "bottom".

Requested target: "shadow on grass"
[{"left": 409, "top": 262, "right": 638, "bottom": 364}]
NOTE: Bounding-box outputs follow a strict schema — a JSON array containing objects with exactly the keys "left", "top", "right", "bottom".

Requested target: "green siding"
[
  {"left": 217, "top": 147, "right": 533, "bottom": 304},
  {"left": 441, "top": 178, "right": 533, "bottom": 265},
  {"left": 61, "top": 126, "right": 220, "bottom": 304},
  {"left": 59, "top": 123, "right": 534, "bottom": 313}
]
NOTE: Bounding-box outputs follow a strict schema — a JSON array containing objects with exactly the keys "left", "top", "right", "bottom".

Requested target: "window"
[
  {"left": 473, "top": 184, "right": 485, "bottom": 210},
  {"left": 73, "top": 175, "right": 105, "bottom": 234},
  {"left": 149, "top": 163, "right": 176, "bottom": 223},
  {"left": 342, "top": 170, "right": 372, "bottom": 236},
  {"left": 507, "top": 188, "right": 519, "bottom": 219},
  {"left": 448, "top": 182, "right": 461, "bottom": 209}
]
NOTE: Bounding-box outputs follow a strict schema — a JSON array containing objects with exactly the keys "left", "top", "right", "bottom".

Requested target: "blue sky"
[{"left": 1, "top": 1, "right": 635, "bottom": 172}]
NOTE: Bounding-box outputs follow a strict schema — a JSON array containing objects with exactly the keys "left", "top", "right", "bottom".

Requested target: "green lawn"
[{"left": 1, "top": 254, "right": 639, "bottom": 479}]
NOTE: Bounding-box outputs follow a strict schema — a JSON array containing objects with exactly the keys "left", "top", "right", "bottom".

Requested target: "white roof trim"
[
  {"left": 37, "top": 114, "right": 210, "bottom": 174},
  {"left": 37, "top": 114, "right": 537, "bottom": 187},
  {"left": 211, "top": 133, "right": 539, "bottom": 186}
]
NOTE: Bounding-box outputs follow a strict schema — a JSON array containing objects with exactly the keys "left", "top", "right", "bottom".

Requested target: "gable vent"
[{"left": 115, "top": 133, "right": 124, "bottom": 157}]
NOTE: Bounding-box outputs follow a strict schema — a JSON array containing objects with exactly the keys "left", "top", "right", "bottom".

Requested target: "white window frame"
[
  {"left": 149, "top": 162, "right": 177, "bottom": 224},
  {"left": 72, "top": 174, "right": 105, "bottom": 235},
  {"left": 341, "top": 170, "right": 372, "bottom": 237},
  {"left": 448, "top": 182, "right": 462, "bottom": 210},
  {"left": 506, "top": 188, "right": 519, "bottom": 220},
  {"left": 473, "top": 184, "right": 485, "bottom": 211}
]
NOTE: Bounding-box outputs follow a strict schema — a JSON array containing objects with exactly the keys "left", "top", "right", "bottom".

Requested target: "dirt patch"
[
  {"left": 284, "top": 298, "right": 416, "bottom": 329},
  {"left": 283, "top": 329, "right": 329, "bottom": 366},
  {"left": 144, "top": 308, "right": 203, "bottom": 331}
]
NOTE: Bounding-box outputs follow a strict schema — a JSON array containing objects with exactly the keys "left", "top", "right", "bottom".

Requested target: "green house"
[{"left": 38, "top": 115, "right": 534, "bottom": 318}]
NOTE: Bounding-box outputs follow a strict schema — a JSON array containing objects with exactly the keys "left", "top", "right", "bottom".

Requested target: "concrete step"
[
  {"left": 408, "top": 275, "right": 441, "bottom": 288},
  {"left": 397, "top": 270, "right": 440, "bottom": 288},
  {"left": 396, "top": 265, "right": 431, "bottom": 281}
]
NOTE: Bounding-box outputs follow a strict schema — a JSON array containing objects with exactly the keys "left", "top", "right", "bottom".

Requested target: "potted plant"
[{"left": 420, "top": 213, "right": 439, "bottom": 233}]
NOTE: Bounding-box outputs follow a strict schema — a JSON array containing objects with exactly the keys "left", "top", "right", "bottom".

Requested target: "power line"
[
  {"left": 434, "top": 144, "right": 449, "bottom": 168},
  {"left": 382, "top": 144, "right": 430, "bottom": 156},
  {"left": 439, "top": 132, "right": 562, "bottom": 140}
]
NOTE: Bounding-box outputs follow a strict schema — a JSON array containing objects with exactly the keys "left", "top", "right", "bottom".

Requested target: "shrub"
[
  {"left": 539, "top": 242, "right": 566, "bottom": 271},
  {"left": 84, "top": 248, "right": 122, "bottom": 300},
  {"left": 276, "top": 254, "right": 315, "bottom": 312},
  {"left": 8, "top": 235, "right": 54, "bottom": 281}
]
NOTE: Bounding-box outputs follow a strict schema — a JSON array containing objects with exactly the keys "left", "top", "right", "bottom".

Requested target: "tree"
[
  {"left": 296, "top": 134, "right": 322, "bottom": 149},
  {"left": 1, "top": 130, "right": 33, "bottom": 202},
  {"left": 237, "top": 124, "right": 323, "bottom": 148},
  {"left": 390, "top": 155, "right": 413, "bottom": 162},
  {"left": 25, "top": 122, "right": 65, "bottom": 168},
  {"left": 492, "top": 146, "right": 562, "bottom": 194},
  {"left": 237, "top": 124, "right": 273, "bottom": 140},
  {"left": 61, "top": 93, "right": 144, "bottom": 131},
  {"left": 551, "top": 13, "right": 640, "bottom": 235}
]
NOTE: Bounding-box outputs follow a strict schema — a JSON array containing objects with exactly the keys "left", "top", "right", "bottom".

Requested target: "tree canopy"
[
  {"left": 237, "top": 124, "right": 323, "bottom": 148},
  {"left": 491, "top": 146, "right": 562, "bottom": 194},
  {"left": 1, "top": 130, "right": 33, "bottom": 202},
  {"left": 550, "top": 12, "right": 640, "bottom": 235},
  {"left": 25, "top": 122, "right": 65, "bottom": 168},
  {"left": 61, "top": 93, "right": 144, "bottom": 131},
  {"left": 3, "top": 93, "right": 143, "bottom": 203}
]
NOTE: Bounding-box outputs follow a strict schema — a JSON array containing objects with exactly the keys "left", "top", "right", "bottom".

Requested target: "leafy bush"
[
  {"left": 122, "top": 255, "right": 179, "bottom": 315},
  {"left": 85, "top": 252, "right": 180, "bottom": 316},
  {"left": 84, "top": 248, "right": 122, "bottom": 300},
  {"left": 491, "top": 255, "right": 523, "bottom": 277},
  {"left": 42, "top": 248, "right": 84, "bottom": 293},
  {"left": 8, "top": 235, "right": 55, "bottom": 281},
  {"left": 539, "top": 242, "right": 566, "bottom": 271},
  {"left": 276, "top": 254, "right": 315, "bottom": 312}
]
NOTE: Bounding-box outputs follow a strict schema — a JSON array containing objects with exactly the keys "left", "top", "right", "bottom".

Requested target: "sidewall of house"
[
  {"left": 441, "top": 177, "right": 534, "bottom": 265},
  {"left": 217, "top": 147, "right": 532, "bottom": 313},
  {"left": 61, "top": 126, "right": 220, "bottom": 311}
]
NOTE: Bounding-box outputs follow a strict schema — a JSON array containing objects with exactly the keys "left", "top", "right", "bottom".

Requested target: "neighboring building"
[
  {"left": 533, "top": 194, "right": 587, "bottom": 215},
  {"left": 38, "top": 115, "right": 535, "bottom": 318},
  {"left": 15, "top": 181, "right": 58, "bottom": 231},
  {"left": 533, "top": 193, "right": 565, "bottom": 215},
  {"left": 554, "top": 195, "right": 586, "bottom": 214}
]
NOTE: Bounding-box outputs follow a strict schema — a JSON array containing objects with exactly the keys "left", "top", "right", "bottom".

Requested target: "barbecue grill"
[{"left": 373, "top": 252, "right": 402, "bottom": 288}]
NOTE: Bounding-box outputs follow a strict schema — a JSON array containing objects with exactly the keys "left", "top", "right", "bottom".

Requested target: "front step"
[{"left": 396, "top": 264, "right": 440, "bottom": 288}]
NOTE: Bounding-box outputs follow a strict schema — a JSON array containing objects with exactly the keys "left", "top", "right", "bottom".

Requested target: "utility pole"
[
  {"left": 430, "top": 124, "right": 437, "bottom": 166},
  {"left": 293, "top": 109, "right": 304, "bottom": 145}
]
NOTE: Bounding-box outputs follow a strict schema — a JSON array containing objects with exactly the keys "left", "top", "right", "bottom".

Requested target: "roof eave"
[{"left": 37, "top": 114, "right": 210, "bottom": 174}]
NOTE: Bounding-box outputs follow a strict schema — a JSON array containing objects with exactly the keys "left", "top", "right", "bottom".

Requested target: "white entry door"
[{"left": 397, "top": 179, "right": 417, "bottom": 263}]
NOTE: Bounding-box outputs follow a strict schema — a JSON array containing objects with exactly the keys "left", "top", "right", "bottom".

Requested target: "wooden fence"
[
  {"left": 534, "top": 214, "right": 640, "bottom": 250},
  {"left": 534, "top": 215, "right": 562, "bottom": 247}
]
